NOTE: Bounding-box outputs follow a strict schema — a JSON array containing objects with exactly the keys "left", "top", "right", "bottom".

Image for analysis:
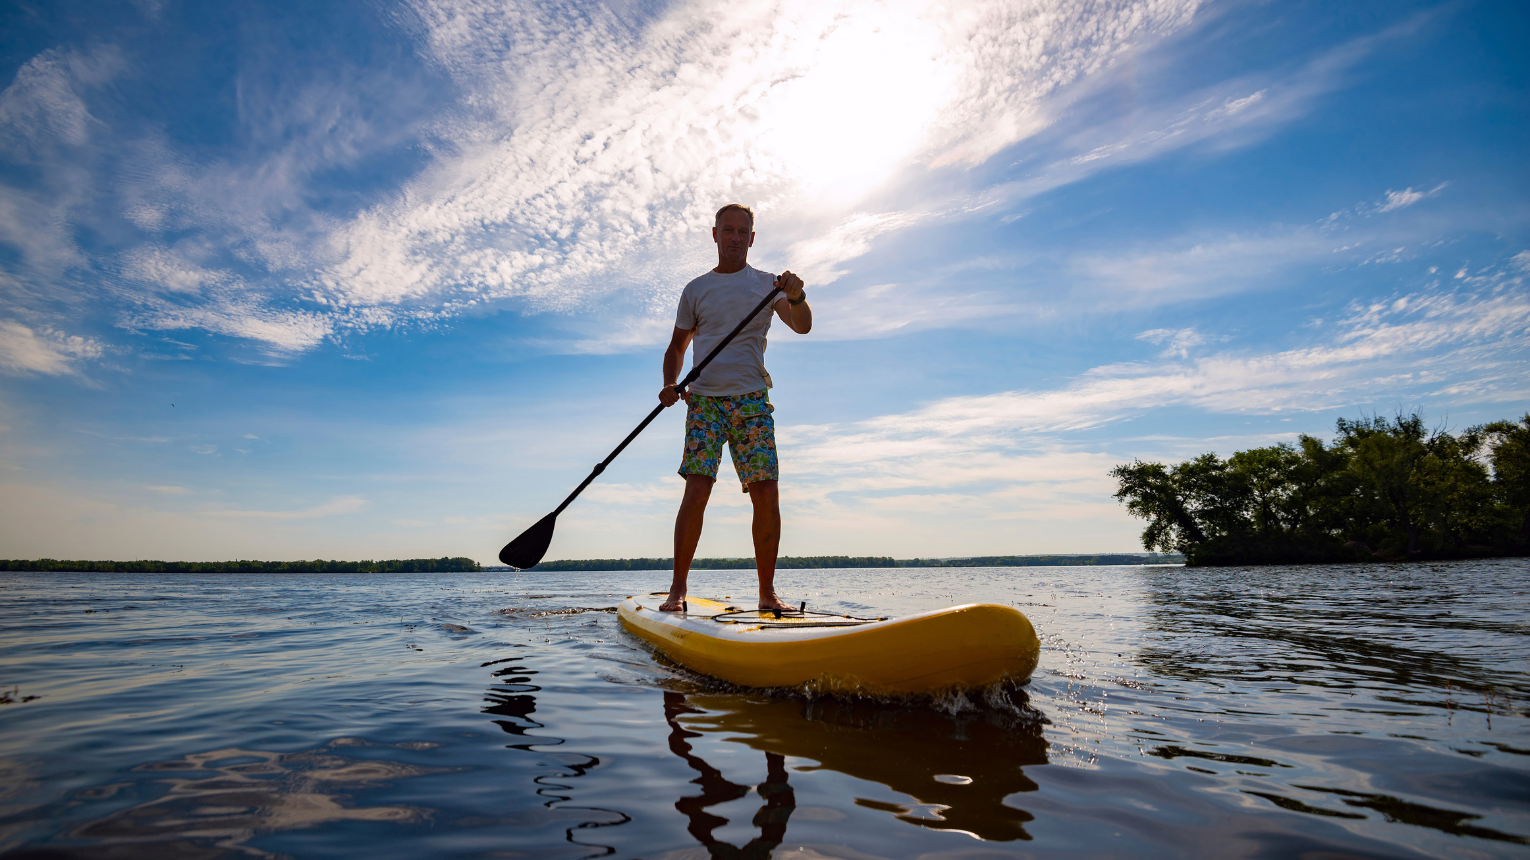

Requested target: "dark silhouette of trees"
[
  {"left": 529, "top": 554, "right": 1179, "bottom": 571},
  {"left": 1111, "top": 413, "right": 1530, "bottom": 565},
  {"left": 0, "top": 557, "right": 481, "bottom": 573}
]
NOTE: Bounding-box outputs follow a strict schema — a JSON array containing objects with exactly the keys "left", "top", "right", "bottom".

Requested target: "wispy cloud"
[
  {"left": 204, "top": 495, "right": 369, "bottom": 519},
  {"left": 971, "top": 16, "right": 1416, "bottom": 216},
  {"left": 1074, "top": 229, "right": 1339, "bottom": 305},
  {"left": 781, "top": 275, "right": 1530, "bottom": 495},
  {"left": 119, "top": 292, "right": 335, "bottom": 354},
  {"left": 1137, "top": 327, "right": 1207, "bottom": 359},
  {"left": 0, "top": 0, "right": 1470, "bottom": 367},
  {"left": 311, "top": 0, "right": 1202, "bottom": 317},
  {"left": 0, "top": 320, "right": 104, "bottom": 376},
  {"left": 0, "top": 50, "right": 113, "bottom": 289},
  {"left": 1067, "top": 177, "right": 1473, "bottom": 309},
  {"left": 1373, "top": 182, "right": 1449, "bottom": 213},
  {"left": 755, "top": 13, "right": 1435, "bottom": 319},
  {"left": 787, "top": 211, "right": 933, "bottom": 285}
]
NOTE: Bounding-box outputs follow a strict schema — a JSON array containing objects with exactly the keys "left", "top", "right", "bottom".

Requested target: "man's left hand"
[{"left": 775, "top": 270, "right": 804, "bottom": 301}]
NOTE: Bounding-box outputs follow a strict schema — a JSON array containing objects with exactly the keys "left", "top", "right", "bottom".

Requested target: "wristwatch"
[{"left": 788, "top": 289, "right": 807, "bottom": 306}]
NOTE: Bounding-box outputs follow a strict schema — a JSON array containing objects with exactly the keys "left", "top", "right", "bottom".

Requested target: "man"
[{"left": 657, "top": 203, "right": 811, "bottom": 612}]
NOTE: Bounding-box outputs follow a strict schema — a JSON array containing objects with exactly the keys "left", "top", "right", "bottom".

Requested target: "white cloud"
[
  {"left": 976, "top": 15, "right": 1426, "bottom": 224},
  {"left": 120, "top": 246, "right": 229, "bottom": 294},
  {"left": 205, "top": 495, "right": 369, "bottom": 519},
  {"left": 0, "top": 50, "right": 101, "bottom": 151},
  {"left": 0, "top": 1, "right": 1456, "bottom": 361},
  {"left": 1137, "top": 327, "right": 1206, "bottom": 358},
  {"left": 1070, "top": 195, "right": 1467, "bottom": 307},
  {"left": 0, "top": 320, "right": 104, "bottom": 375},
  {"left": 1373, "top": 181, "right": 1448, "bottom": 213},
  {"left": 0, "top": 482, "right": 463, "bottom": 560},
  {"left": 121, "top": 300, "right": 334, "bottom": 354},
  {"left": 785, "top": 281, "right": 1530, "bottom": 483},
  {"left": 112, "top": 244, "right": 336, "bottom": 354},
  {"left": 1205, "top": 89, "right": 1266, "bottom": 119},
  {"left": 0, "top": 51, "right": 105, "bottom": 284},
  {"left": 787, "top": 211, "right": 932, "bottom": 285},
  {"left": 1073, "top": 229, "right": 1337, "bottom": 305},
  {"left": 314, "top": 0, "right": 1203, "bottom": 317}
]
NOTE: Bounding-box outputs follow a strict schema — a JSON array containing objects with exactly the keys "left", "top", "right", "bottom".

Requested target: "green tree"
[
  {"left": 1110, "top": 410, "right": 1525, "bottom": 565},
  {"left": 1110, "top": 460, "right": 1206, "bottom": 554},
  {"left": 1337, "top": 414, "right": 1432, "bottom": 556},
  {"left": 1484, "top": 414, "right": 1530, "bottom": 547},
  {"left": 1416, "top": 426, "right": 1496, "bottom": 552},
  {"left": 1227, "top": 444, "right": 1302, "bottom": 536}
]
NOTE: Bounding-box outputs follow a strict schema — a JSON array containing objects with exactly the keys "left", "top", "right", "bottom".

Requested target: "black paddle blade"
[{"left": 499, "top": 513, "right": 557, "bottom": 569}]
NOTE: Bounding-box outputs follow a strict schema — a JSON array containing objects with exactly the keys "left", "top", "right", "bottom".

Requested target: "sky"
[{"left": 0, "top": 0, "right": 1526, "bottom": 565}]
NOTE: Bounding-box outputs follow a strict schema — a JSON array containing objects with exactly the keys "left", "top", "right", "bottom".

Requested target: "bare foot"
[
  {"left": 758, "top": 592, "right": 792, "bottom": 612},
  {"left": 658, "top": 593, "right": 686, "bottom": 612}
]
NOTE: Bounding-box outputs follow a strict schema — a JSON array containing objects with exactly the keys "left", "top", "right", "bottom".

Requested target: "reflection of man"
[
  {"left": 663, "top": 691, "right": 795, "bottom": 856},
  {"left": 657, "top": 203, "right": 812, "bottom": 613}
]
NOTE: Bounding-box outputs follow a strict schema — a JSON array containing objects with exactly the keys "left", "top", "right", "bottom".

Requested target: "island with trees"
[{"left": 1111, "top": 413, "right": 1529, "bottom": 566}]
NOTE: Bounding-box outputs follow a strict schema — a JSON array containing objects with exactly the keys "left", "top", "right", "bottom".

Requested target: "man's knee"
[
  {"left": 747, "top": 479, "right": 779, "bottom": 504},
  {"left": 681, "top": 473, "right": 715, "bottom": 503}
]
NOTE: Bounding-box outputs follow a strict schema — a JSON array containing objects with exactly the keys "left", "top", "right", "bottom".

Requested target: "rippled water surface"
[{"left": 2, "top": 561, "right": 1527, "bottom": 858}]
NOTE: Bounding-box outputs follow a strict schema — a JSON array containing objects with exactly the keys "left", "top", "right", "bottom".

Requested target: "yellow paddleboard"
[{"left": 618, "top": 594, "right": 1039, "bottom": 696}]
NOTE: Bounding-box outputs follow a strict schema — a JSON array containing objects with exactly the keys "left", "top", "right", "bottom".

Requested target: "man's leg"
[
  {"left": 662, "top": 474, "right": 714, "bottom": 612},
  {"left": 747, "top": 480, "right": 790, "bottom": 611}
]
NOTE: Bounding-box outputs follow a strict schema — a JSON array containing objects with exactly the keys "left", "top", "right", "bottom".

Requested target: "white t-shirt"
[{"left": 674, "top": 264, "right": 779, "bottom": 396}]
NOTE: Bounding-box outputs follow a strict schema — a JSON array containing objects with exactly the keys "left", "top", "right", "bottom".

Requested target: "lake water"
[{"left": 2, "top": 560, "right": 1527, "bottom": 858}]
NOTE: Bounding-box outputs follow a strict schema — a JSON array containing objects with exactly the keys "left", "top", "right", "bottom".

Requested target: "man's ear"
[
  {"left": 712, "top": 226, "right": 719, "bottom": 244},
  {"left": 748, "top": 231, "right": 755, "bottom": 247}
]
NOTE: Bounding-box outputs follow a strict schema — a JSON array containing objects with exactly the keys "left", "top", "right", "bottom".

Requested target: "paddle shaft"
[{"left": 548, "top": 284, "right": 784, "bottom": 518}]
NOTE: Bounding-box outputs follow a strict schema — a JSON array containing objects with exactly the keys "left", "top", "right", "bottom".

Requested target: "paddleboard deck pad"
[{"left": 618, "top": 594, "right": 1039, "bottom": 696}]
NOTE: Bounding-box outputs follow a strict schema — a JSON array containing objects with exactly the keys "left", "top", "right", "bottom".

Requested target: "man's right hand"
[{"left": 659, "top": 385, "right": 686, "bottom": 407}]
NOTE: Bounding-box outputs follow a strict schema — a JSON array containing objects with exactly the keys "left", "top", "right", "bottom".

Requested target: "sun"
[{"left": 754, "top": 5, "right": 956, "bottom": 205}]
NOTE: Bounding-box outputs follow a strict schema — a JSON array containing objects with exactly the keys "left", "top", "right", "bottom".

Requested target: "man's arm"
[
  {"left": 773, "top": 270, "right": 811, "bottom": 334},
  {"left": 659, "top": 326, "right": 695, "bottom": 406}
]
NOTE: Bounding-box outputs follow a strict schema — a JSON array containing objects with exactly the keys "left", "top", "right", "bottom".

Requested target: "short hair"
[{"left": 714, "top": 203, "right": 755, "bottom": 230}]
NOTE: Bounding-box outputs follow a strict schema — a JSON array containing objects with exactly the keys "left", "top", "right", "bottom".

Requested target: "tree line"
[
  {"left": 896, "top": 554, "right": 1183, "bottom": 567},
  {"left": 526, "top": 553, "right": 1181, "bottom": 571},
  {"left": 1111, "top": 413, "right": 1530, "bottom": 566},
  {"left": 0, "top": 557, "right": 482, "bottom": 573}
]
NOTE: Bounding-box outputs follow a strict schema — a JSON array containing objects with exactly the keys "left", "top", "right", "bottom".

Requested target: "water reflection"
[
  {"left": 42, "top": 742, "right": 438, "bottom": 858},
  {"left": 481, "top": 654, "right": 631, "bottom": 856},
  {"left": 663, "top": 687, "right": 1049, "bottom": 843},
  {"left": 665, "top": 692, "right": 795, "bottom": 858},
  {"left": 1136, "top": 565, "right": 1530, "bottom": 703},
  {"left": 482, "top": 654, "right": 543, "bottom": 750}
]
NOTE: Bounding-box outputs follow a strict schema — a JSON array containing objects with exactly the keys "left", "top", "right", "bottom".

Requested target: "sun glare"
[{"left": 757, "top": 6, "right": 955, "bottom": 205}]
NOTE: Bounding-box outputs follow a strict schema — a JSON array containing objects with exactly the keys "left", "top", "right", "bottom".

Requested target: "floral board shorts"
[{"left": 679, "top": 389, "right": 779, "bottom": 492}]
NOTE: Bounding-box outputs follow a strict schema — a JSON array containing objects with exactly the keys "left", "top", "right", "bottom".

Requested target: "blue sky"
[{"left": 0, "top": 0, "right": 1525, "bottom": 564}]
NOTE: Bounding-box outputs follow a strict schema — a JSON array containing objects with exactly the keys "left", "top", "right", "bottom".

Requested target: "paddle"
[{"left": 499, "top": 282, "right": 786, "bottom": 569}]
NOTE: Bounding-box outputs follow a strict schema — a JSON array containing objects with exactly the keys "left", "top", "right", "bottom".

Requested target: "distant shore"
[
  {"left": 0, "top": 557, "right": 482, "bottom": 573},
  {"left": 0, "top": 553, "right": 1183, "bottom": 573},
  {"left": 515, "top": 553, "right": 1184, "bottom": 571}
]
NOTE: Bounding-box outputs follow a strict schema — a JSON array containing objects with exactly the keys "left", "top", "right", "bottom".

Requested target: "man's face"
[{"left": 713, "top": 211, "right": 754, "bottom": 264}]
